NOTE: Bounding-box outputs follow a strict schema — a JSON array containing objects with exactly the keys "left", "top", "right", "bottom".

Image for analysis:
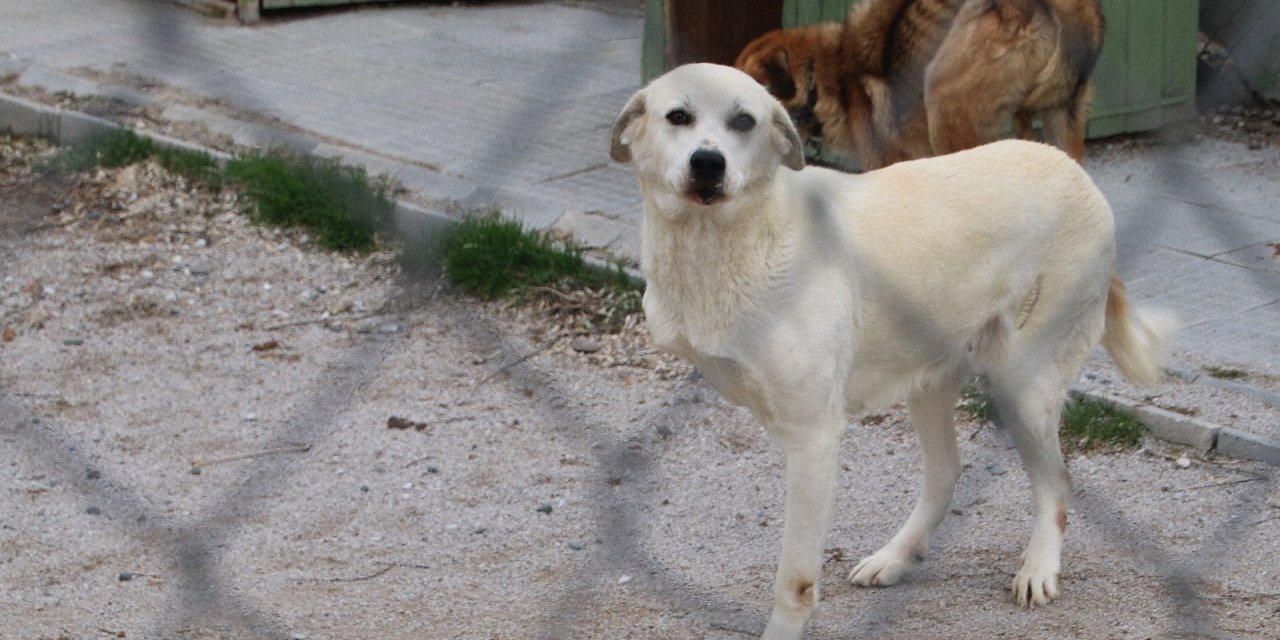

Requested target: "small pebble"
[
  {"left": 1175, "top": 456, "right": 1192, "bottom": 469},
  {"left": 567, "top": 540, "right": 585, "bottom": 550},
  {"left": 618, "top": 575, "right": 633, "bottom": 585},
  {"left": 360, "top": 485, "right": 369, "bottom": 492},
  {"left": 190, "top": 467, "right": 202, "bottom": 475},
  {"left": 86, "top": 506, "right": 101, "bottom": 516},
  {"left": 62, "top": 338, "right": 84, "bottom": 346},
  {"left": 402, "top": 482, "right": 413, "bottom": 490},
  {"left": 118, "top": 571, "right": 133, "bottom": 582},
  {"left": 426, "top": 466, "right": 439, "bottom": 474},
  {"left": 986, "top": 463, "right": 1008, "bottom": 476},
  {"left": 244, "top": 413, "right": 257, "bottom": 422},
  {"left": 86, "top": 468, "right": 101, "bottom": 480},
  {"left": 536, "top": 504, "right": 553, "bottom": 514},
  {"left": 570, "top": 336, "right": 603, "bottom": 353},
  {"left": 378, "top": 322, "right": 401, "bottom": 334}
]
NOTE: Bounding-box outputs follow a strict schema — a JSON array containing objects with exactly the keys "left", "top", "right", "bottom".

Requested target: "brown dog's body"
[{"left": 735, "top": 0, "right": 1104, "bottom": 170}]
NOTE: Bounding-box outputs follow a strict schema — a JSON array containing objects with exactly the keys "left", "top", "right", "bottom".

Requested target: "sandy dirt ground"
[{"left": 1, "top": 136, "right": 1278, "bottom": 640}]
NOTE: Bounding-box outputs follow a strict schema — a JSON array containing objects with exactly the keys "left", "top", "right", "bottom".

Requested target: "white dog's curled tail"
[{"left": 1101, "top": 275, "right": 1178, "bottom": 386}]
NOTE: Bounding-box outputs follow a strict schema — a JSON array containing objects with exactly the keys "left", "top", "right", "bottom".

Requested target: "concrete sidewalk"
[{"left": 1, "top": 0, "right": 1277, "bottom": 460}]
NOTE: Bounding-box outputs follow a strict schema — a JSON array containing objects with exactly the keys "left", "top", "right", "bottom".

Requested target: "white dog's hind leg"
[
  {"left": 849, "top": 376, "right": 963, "bottom": 588},
  {"left": 762, "top": 429, "right": 843, "bottom": 640},
  {"left": 991, "top": 375, "right": 1072, "bottom": 609}
]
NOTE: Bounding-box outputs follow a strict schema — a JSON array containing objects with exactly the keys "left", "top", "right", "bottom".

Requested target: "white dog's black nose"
[{"left": 689, "top": 149, "right": 726, "bottom": 179}]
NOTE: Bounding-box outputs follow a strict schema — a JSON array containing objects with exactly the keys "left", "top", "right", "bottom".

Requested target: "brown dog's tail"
[{"left": 1101, "top": 275, "right": 1177, "bottom": 386}]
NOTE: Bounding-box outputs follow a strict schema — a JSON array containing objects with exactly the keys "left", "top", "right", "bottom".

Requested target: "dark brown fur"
[{"left": 734, "top": 0, "right": 1103, "bottom": 170}]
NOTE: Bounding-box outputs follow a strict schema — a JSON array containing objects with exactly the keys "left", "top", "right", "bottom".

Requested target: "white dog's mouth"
[{"left": 687, "top": 182, "right": 727, "bottom": 205}]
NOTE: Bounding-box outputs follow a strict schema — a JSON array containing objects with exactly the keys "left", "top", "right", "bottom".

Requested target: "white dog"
[{"left": 610, "top": 63, "right": 1174, "bottom": 639}]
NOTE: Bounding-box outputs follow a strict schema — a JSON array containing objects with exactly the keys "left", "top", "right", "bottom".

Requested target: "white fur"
[{"left": 611, "top": 63, "right": 1174, "bottom": 640}]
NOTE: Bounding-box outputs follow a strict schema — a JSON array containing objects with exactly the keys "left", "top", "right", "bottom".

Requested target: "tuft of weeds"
[
  {"left": 225, "top": 152, "right": 393, "bottom": 252},
  {"left": 959, "top": 381, "right": 1145, "bottom": 454},
  {"left": 46, "top": 128, "right": 155, "bottom": 172},
  {"left": 959, "top": 380, "right": 999, "bottom": 423},
  {"left": 46, "top": 128, "right": 221, "bottom": 188},
  {"left": 439, "top": 212, "right": 639, "bottom": 300},
  {"left": 1060, "top": 398, "right": 1145, "bottom": 453},
  {"left": 1202, "top": 365, "right": 1248, "bottom": 381}
]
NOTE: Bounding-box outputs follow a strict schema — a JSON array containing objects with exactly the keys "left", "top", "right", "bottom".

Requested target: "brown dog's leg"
[
  {"left": 1013, "top": 110, "right": 1037, "bottom": 141},
  {"left": 1040, "top": 85, "right": 1094, "bottom": 162}
]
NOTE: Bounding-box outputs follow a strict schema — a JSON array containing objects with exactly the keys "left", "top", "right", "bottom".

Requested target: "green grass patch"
[
  {"left": 45, "top": 129, "right": 392, "bottom": 252},
  {"left": 959, "top": 382, "right": 1144, "bottom": 454},
  {"left": 46, "top": 128, "right": 222, "bottom": 188},
  {"left": 1202, "top": 365, "right": 1248, "bottom": 381},
  {"left": 1060, "top": 398, "right": 1145, "bottom": 453},
  {"left": 439, "top": 212, "right": 639, "bottom": 300},
  {"left": 225, "top": 152, "right": 393, "bottom": 252},
  {"left": 959, "top": 381, "right": 999, "bottom": 423}
]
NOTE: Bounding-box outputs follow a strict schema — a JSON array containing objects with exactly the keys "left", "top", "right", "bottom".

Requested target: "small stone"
[
  {"left": 567, "top": 540, "right": 585, "bottom": 550},
  {"left": 360, "top": 485, "right": 369, "bottom": 492},
  {"left": 189, "top": 467, "right": 202, "bottom": 475},
  {"left": 2, "top": 326, "right": 14, "bottom": 342},
  {"left": 377, "top": 322, "right": 400, "bottom": 334},
  {"left": 86, "top": 506, "right": 101, "bottom": 516},
  {"left": 118, "top": 571, "right": 133, "bottom": 582},
  {"left": 86, "top": 468, "right": 101, "bottom": 480},
  {"left": 618, "top": 575, "right": 633, "bottom": 585},
  {"left": 402, "top": 482, "right": 413, "bottom": 490},
  {"left": 1175, "top": 456, "right": 1192, "bottom": 469},
  {"left": 570, "top": 337, "right": 603, "bottom": 353},
  {"left": 62, "top": 338, "right": 84, "bottom": 346},
  {"left": 536, "top": 504, "right": 553, "bottom": 515},
  {"left": 426, "top": 466, "right": 439, "bottom": 474},
  {"left": 187, "top": 260, "right": 213, "bottom": 276},
  {"left": 986, "top": 463, "right": 1007, "bottom": 476},
  {"left": 243, "top": 413, "right": 257, "bottom": 422}
]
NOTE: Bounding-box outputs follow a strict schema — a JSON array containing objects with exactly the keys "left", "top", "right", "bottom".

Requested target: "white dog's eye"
[
  {"left": 729, "top": 113, "right": 756, "bottom": 132},
  {"left": 666, "top": 109, "right": 693, "bottom": 126}
]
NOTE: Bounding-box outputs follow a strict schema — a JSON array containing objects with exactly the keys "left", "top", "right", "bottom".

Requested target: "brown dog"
[{"left": 735, "top": 0, "right": 1104, "bottom": 170}]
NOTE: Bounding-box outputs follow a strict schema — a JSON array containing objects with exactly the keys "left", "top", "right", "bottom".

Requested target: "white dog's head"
[{"left": 611, "top": 63, "right": 804, "bottom": 214}]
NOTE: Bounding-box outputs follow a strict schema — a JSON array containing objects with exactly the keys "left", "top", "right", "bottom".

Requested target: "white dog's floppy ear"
[
  {"left": 771, "top": 101, "right": 805, "bottom": 170},
  {"left": 610, "top": 90, "right": 647, "bottom": 164}
]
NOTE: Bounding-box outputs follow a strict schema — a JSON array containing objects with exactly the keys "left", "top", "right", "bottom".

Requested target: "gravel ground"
[{"left": 1, "top": 136, "right": 1278, "bottom": 639}]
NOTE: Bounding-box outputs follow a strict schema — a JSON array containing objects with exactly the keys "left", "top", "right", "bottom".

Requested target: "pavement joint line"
[{"left": 4, "top": 90, "right": 1278, "bottom": 468}]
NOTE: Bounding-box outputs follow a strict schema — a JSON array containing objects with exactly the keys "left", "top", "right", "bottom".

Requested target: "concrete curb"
[
  {"left": 4, "top": 91, "right": 1278, "bottom": 467},
  {"left": 1070, "top": 386, "right": 1280, "bottom": 465}
]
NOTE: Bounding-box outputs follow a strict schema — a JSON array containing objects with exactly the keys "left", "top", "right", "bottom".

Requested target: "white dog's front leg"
[{"left": 762, "top": 433, "right": 842, "bottom": 640}]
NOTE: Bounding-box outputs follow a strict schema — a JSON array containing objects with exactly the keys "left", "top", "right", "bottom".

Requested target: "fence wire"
[{"left": 1, "top": 1, "right": 1277, "bottom": 639}]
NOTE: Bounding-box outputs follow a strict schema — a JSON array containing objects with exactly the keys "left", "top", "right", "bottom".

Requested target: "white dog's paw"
[
  {"left": 1011, "top": 568, "right": 1059, "bottom": 609},
  {"left": 760, "top": 615, "right": 804, "bottom": 640},
  {"left": 847, "top": 549, "right": 917, "bottom": 587}
]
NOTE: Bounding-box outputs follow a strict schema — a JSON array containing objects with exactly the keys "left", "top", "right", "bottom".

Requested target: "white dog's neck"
[{"left": 641, "top": 186, "right": 798, "bottom": 349}]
